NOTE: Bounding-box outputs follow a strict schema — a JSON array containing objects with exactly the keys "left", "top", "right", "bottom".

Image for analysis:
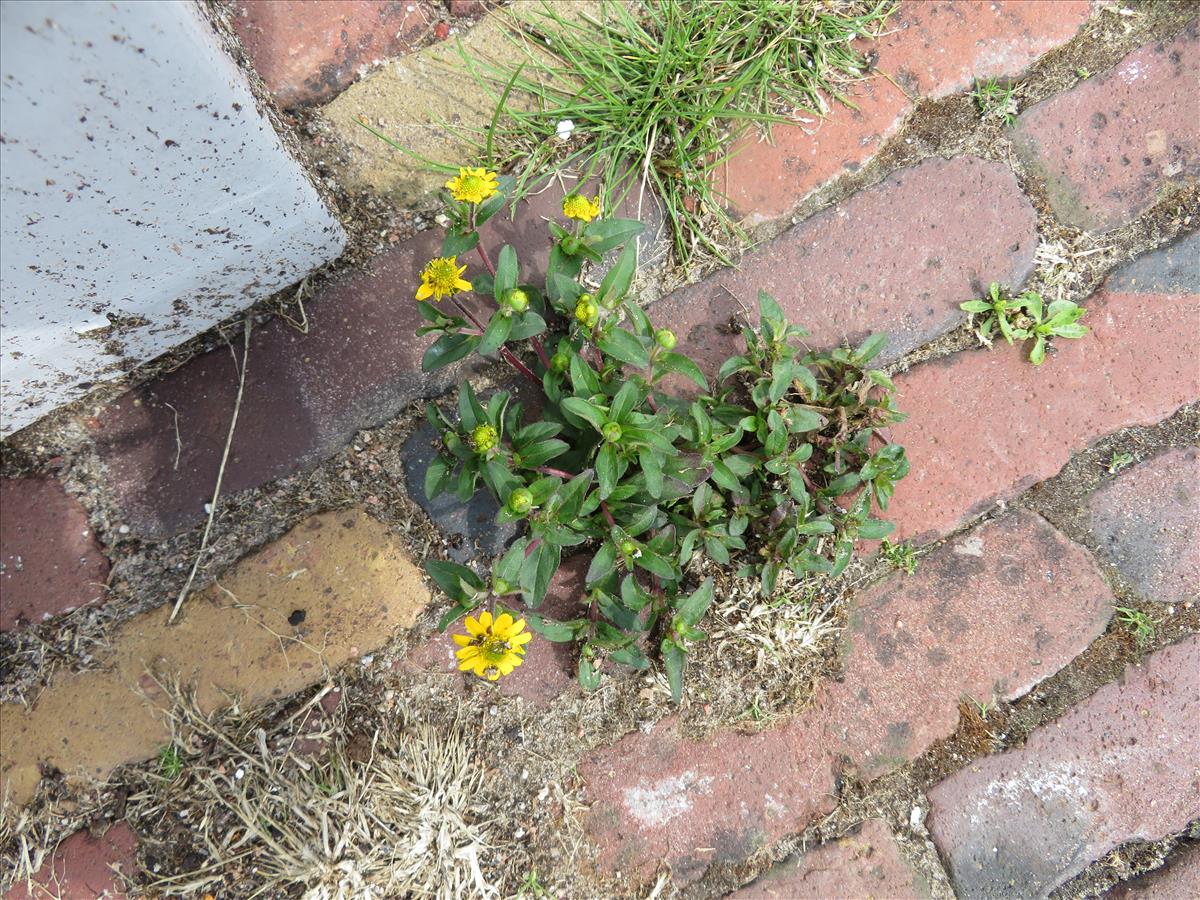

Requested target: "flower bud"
[
  {"left": 620, "top": 539, "right": 637, "bottom": 557},
  {"left": 574, "top": 297, "right": 599, "bottom": 329},
  {"left": 560, "top": 235, "right": 581, "bottom": 256},
  {"left": 503, "top": 288, "right": 529, "bottom": 313},
  {"left": 550, "top": 351, "right": 570, "bottom": 372},
  {"left": 507, "top": 488, "right": 534, "bottom": 515},
  {"left": 602, "top": 421, "right": 623, "bottom": 443},
  {"left": 470, "top": 423, "right": 499, "bottom": 454},
  {"left": 654, "top": 328, "right": 677, "bottom": 350},
  {"left": 492, "top": 577, "right": 512, "bottom": 595}
]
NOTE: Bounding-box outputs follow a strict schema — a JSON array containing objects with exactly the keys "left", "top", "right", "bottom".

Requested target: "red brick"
[
  {"left": 880, "top": 0, "right": 1092, "bottom": 98},
  {"left": 654, "top": 155, "right": 1037, "bottom": 379},
  {"left": 1013, "top": 21, "right": 1200, "bottom": 231},
  {"left": 1089, "top": 447, "right": 1199, "bottom": 604},
  {"left": 721, "top": 0, "right": 1091, "bottom": 223},
  {"left": 888, "top": 237, "right": 1200, "bottom": 544},
  {"left": 1109, "top": 844, "right": 1200, "bottom": 900},
  {"left": 4, "top": 822, "right": 137, "bottom": 900},
  {"left": 721, "top": 78, "right": 910, "bottom": 226},
  {"left": 92, "top": 192, "right": 562, "bottom": 539},
  {"left": 581, "top": 510, "right": 1110, "bottom": 884},
  {"left": 927, "top": 635, "right": 1200, "bottom": 898},
  {"left": 0, "top": 478, "right": 110, "bottom": 632},
  {"left": 232, "top": 1, "right": 437, "bottom": 107},
  {"left": 732, "top": 819, "right": 931, "bottom": 900},
  {"left": 821, "top": 510, "right": 1113, "bottom": 780}
]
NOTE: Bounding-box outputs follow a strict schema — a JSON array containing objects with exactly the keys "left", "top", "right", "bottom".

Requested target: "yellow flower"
[
  {"left": 453, "top": 610, "right": 533, "bottom": 680},
  {"left": 445, "top": 166, "right": 500, "bottom": 204},
  {"left": 562, "top": 193, "right": 601, "bottom": 222},
  {"left": 416, "top": 256, "right": 472, "bottom": 302}
]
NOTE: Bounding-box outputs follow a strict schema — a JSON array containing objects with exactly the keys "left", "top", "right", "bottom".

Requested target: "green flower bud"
[
  {"left": 620, "top": 539, "right": 637, "bottom": 557},
  {"left": 560, "top": 235, "right": 581, "bottom": 256},
  {"left": 654, "top": 328, "right": 677, "bottom": 350},
  {"left": 550, "top": 351, "right": 570, "bottom": 372},
  {"left": 507, "top": 487, "right": 534, "bottom": 515},
  {"left": 574, "top": 297, "right": 599, "bottom": 329},
  {"left": 471, "top": 423, "right": 499, "bottom": 454},
  {"left": 602, "top": 421, "right": 623, "bottom": 443},
  {"left": 503, "top": 288, "right": 529, "bottom": 313},
  {"left": 492, "top": 577, "right": 512, "bottom": 595}
]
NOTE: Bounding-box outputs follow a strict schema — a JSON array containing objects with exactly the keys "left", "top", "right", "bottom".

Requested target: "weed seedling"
[
  {"left": 157, "top": 744, "right": 184, "bottom": 781},
  {"left": 961, "top": 283, "right": 1088, "bottom": 365},
  {"left": 1115, "top": 606, "right": 1154, "bottom": 645},
  {"left": 518, "top": 868, "right": 550, "bottom": 898},
  {"left": 971, "top": 77, "right": 1018, "bottom": 125},
  {"left": 1106, "top": 451, "right": 1135, "bottom": 474},
  {"left": 880, "top": 538, "right": 918, "bottom": 574}
]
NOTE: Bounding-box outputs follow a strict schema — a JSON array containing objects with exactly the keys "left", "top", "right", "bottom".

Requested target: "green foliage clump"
[
  {"left": 961, "top": 282, "right": 1088, "bottom": 365},
  {"left": 416, "top": 178, "right": 908, "bottom": 701}
]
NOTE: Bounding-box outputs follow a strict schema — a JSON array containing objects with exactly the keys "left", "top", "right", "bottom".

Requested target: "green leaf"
[
  {"left": 596, "top": 443, "right": 619, "bottom": 499},
  {"left": 561, "top": 396, "right": 607, "bottom": 432},
  {"left": 441, "top": 230, "right": 480, "bottom": 257},
  {"left": 597, "top": 329, "right": 650, "bottom": 369},
  {"left": 424, "top": 456, "right": 450, "bottom": 500},
  {"left": 508, "top": 312, "right": 547, "bottom": 341},
  {"left": 609, "top": 380, "right": 641, "bottom": 422},
  {"left": 585, "top": 218, "right": 646, "bottom": 253},
  {"left": 477, "top": 311, "right": 514, "bottom": 356},
  {"left": 526, "top": 614, "right": 583, "bottom": 642},
  {"left": 437, "top": 600, "right": 476, "bottom": 632},
  {"left": 675, "top": 578, "right": 714, "bottom": 627},
  {"left": 520, "top": 540, "right": 561, "bottom": 608},
  {"left": 858, "top": 519, "right": 895, "bottom": 540},
  {"left": 854, "top": 333, "right": 887, "bottom": 363},
  {"left": 1029, "top": 334, "right": 1046, "bottom": 365},
  {"left": 656, "top": 352, "right": 708, "bottom": 390},
  {"left": 960, "top": 299, "right": 992, "bottom": 313},
  {"left": 757, "top": 289, "right": 784, "bottom": 324},
  {"left": 495, "top": 244, "right": 519, "bottom": 297},
  {"left": 640, "top": 448, "right": 663, "bottom": 498},
  {"left": 598, "top": 242, "right": 638, "bottom": 306},
  {"left": 516, "top": 438, "right": 569, "bottom": 468},
  {"left": 422, "top": 333, "right": 479, "bottom": 372},
  {"left": 662, "top": 638, "right": 686, "bottom": 703},
  {"left": 587, "top": 541, "right": 617, "bottom": 585},
  {"left": 609, "top": 644, "right": 651, "bottom": 670},
  {"left": 578, "top": 654, "right": 602, "bottom": 691},
  {"left": 426, "top": 560, "right": 482, "bottom": 601}
]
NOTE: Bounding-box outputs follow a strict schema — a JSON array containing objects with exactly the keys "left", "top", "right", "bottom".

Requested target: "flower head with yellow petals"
[
  {"left": 562, "top": 193, "right": 601, "bottom": 223},
  {"left": 445, "top": 167, "right": 500, "bottom": 205},
  {"left": 416, "top": 256, "right": 472, "bottom": 302},
  {"left": 453, "top": 610, "right": 532, "bottom": 680}
]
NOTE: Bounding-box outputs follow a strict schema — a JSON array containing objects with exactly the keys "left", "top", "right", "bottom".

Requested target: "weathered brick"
[
  {"left": 1109, "top": 844, "right": 1200, "bottom": 900},
  {"left": 927, "top": 635, "right": 1200, "bottom": 899},
  {"left": 732, "top": 819, "right": 932, "bottom": 900},
  {"left": 0, "top": 509, "right": 428, "bottom": 808},
  {"left": 232, "top": 1, "right": 438, "bottom": 107},
  {"left": 821, "top": 510, "right": 1114, "bottom": 781},
  {"left": 888, "top": 234, "right": 1200, "bottom": 543},
  {"left": 92, "top": 193, "right": 559, "bottom": 540},
  {"left": 581, "top": 510, "right": 1111, "bottom": 883},
  {"left": 4, "top": 821, "right": 138, "bottom": 900},
  {"left": 722, "top": 0, "right": 1092, "bottom": 223},
  {"left": 0, "top": 478, "right": 110, "bottom": 632},
  {"left": 1013, "top": 21, "right": 1200, "bottom": 231},
  {"left": 654, "top": 155, "right": 1037, "bottom": 381},
  {"left": 1089, "top": 447, "right": 1199, "bottom": 604}
]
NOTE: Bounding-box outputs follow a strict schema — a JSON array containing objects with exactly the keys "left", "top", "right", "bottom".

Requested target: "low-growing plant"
[
  {"left": 961, "top": 282, "right": 1088, "bottom": 365},
  {"left": 156, "top": 743, "right": 184, "bottom": 781},
  {"left": 970, "top": 77, "right": 1018, "bottom": 125},
  {"left": 1114, "top": 606, "right": 1154, "bottom": 645},
  {"left": 1106, "top": 451, "right": 1135, "bottom": 474},
  {"left": 410, "top": 168, "right": 908, "bottom": 700},
  {"left": 880, "top": 538, "right": 918, "bottom": 575}
]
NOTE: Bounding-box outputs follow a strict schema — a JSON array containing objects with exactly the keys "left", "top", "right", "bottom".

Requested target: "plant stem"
[
  {"left": 534, "top": 466, "right": 575, "bottom": 479},
  {"left": 451, "top": 296, "right": 540, "bottom": 385},
  {"left": 476, "top": 236, "right": 552, "bottom": 370},
  {"left": 600, "top": 500, "right": 616, "bottom": 527}
]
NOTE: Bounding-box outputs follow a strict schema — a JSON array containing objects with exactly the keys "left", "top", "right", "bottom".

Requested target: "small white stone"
[
  {"left": 555, "top": 119, "right": 575, "bottom": 141},
  {"left": 234, "top": 768, "right": 245, "bottom": 780},
  {"left": 118, "top": 524, "right": 130, "bottom": 534}
]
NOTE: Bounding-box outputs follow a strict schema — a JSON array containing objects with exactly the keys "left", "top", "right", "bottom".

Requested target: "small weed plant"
[
  {"left": 444, "top": 0, "right": 896, "bottom": 264},
  {"left": 971, "top": 77, "right": 1018, "bottom": 125},
  {"left": 1106, "top": 451, "right": 1135, "bottom": 474},
  {"left": 410, "top": 168, "right": 908, "bottom": 700},
  {"left": 961, "top": 282, "right": 1088, "bottom": 365},
  {"left": 880, "top": 538, "right": 918, "bottom": 575},
  {"left": 1114, "top": 606, "right": 1155, "bottom": 645}
]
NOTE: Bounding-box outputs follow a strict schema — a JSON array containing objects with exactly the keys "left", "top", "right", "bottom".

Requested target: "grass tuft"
[{"left": 453, "top": 0, "right": 896, "bottom": 266}]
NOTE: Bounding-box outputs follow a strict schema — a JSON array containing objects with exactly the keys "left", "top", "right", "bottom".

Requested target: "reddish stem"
[
  {"left": 476, "top": 238, "right": 551, "bottom": 370},
  {"left": 534, "top": 466, "right": 576, "bottom": 479},
  {"left": 600, "top": 500, "right": 616, "bottom": 527},
  {"left": 451, "top": 296, "right": 539, "bottom": 385}
]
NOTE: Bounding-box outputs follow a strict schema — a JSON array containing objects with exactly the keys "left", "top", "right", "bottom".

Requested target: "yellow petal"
[
  {"left": 452, "top": 634, "right": 471, "bottom": 646},
  {"left": 465, "top": 615, "right": 485, "bottom": 637},
  {"left": 495, "top": 612, "right": 514, "bottom": 633},
  {"left": 457, "top": 656, "right": 478, "bottom": 672},
  {"left": 478, "top": 610, "right": 493, "bottom": 630},
  {"left": 455, "top": 646, "right": 478, "bottom": 660},
  {"left": 416, "top": 283, "right": 433, "bottom": 301},
  {"left": 486, "top": 668, "right": 501, "bottom": 681},
  {"left": 511, "top": 617, "right": 527, "bottom": 634},
  {"left": 512, "top": 631, "right": 533, "bottom": 646},
  {"left": 454, "top": 277, "right": 473, "bottom": 293},
  {"left": 456, "top": 263, "right": 468, "bottom": 276}
]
